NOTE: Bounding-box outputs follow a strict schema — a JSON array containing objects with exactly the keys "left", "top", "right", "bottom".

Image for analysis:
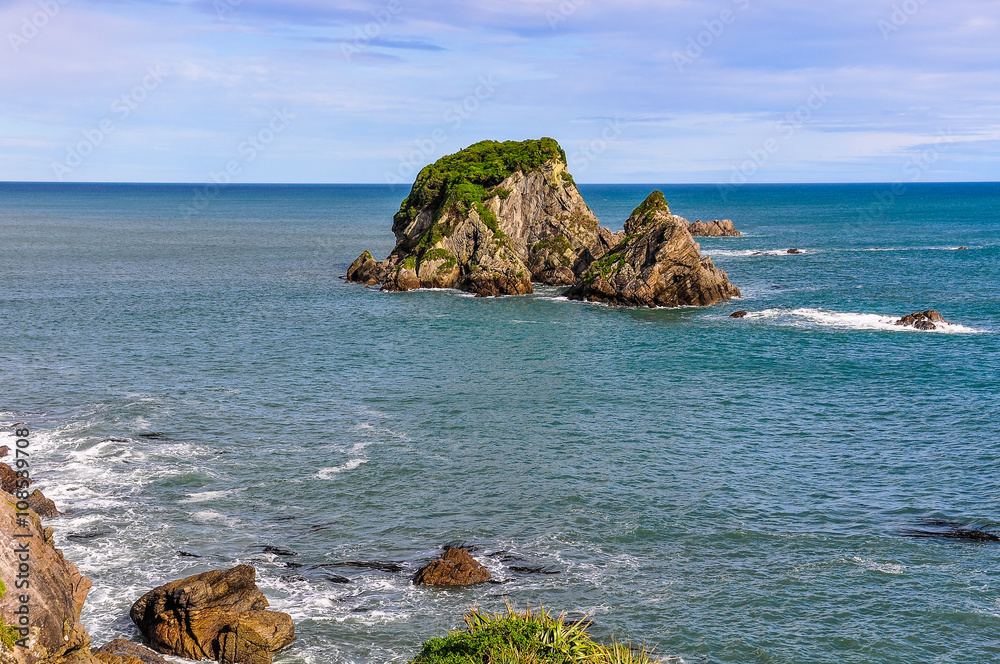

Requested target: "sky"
[{"left": 1, "top": 0, "right": 998, "bottom": 184}]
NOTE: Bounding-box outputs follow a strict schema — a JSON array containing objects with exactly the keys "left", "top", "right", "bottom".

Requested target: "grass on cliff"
[
  {"left": 410, "top": 605, "right": 662, "bottom": 664},
  {"left": 397, "top": 138, "right": 568, "bottom": 249}
]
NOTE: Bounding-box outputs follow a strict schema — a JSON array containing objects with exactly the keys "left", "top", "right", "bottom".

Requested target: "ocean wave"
[
  {"left": 705, "top": 249, "right": 811, "bottom": 257},
  {"left": 316, "top": 458, "right": 368, "bottom": 479},
  {"left": 858, "top": 246, "right": 982, "bottom": 252},
  {"left": 742, "top": 308, "right": 986, "bottom": 334}
]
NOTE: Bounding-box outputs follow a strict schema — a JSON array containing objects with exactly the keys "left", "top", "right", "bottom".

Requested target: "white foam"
[
  {"left": 743, "top": 308, "right": 986, "bottom": 334},
  {"left": 178, "top": 488, "right": 244, "bottom": 504},
  {"left": 705, "top": 249, "right": 810, "bottom": 257},
  {"left": 316, "top": 459, "right": 368, "bottom": 479},
  {"left": 851, "top": 556, "right": 905, "bottom": 575}
]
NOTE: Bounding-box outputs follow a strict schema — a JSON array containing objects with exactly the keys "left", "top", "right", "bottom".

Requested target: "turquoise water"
[{"left": 1, "top": 182, "right": 999, "bottom": 664}]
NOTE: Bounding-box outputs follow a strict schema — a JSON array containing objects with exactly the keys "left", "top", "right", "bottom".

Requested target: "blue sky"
[{"left": 1, "top": 0, "right": 998, "bottom": 183}]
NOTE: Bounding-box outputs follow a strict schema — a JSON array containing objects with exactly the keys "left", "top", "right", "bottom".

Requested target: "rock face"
[
  {"left": 896, "top": 310, "right": 950, "bottom": 331},
  {"left": 688, "top": 219, "right": 741, "bottom": 237},
  {"left": 25, "top": 491, "right": 59, "bottom": 520},
  {"left": 348, "top": 139, "right": 618, "bottom": 297},
  {"left": 566, "top": 191, "right": 741, "bottom": 308},
  {"left": 91, "top": 641, "right": 168, "bottom": 664},
  {"left": 0, "top": 463, "right": 30, "bottom": 496},
  {"left": 0, "top": 498, "right": 98, "bottom": 664},
  {"left": 413, "top": 548, "right": 491, "bottom": 587},
  {"left": 129, "top": 565, "right": 294, "bottom": 664}
]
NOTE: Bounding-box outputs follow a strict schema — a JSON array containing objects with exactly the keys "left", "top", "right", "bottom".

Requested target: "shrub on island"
[{"left": 411, "top": 605, "right": 661, "bottom": 664}]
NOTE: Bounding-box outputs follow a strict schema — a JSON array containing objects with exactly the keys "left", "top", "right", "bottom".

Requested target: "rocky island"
[{"left": 348, "top": 138, "right": 740, "bottom": 308}]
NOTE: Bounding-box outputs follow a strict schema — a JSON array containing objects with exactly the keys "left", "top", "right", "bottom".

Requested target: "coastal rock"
[
  {"left": 565, "top": 191, "right": 742, "bottom": 308},
  {"left": 896, "top": 310, "right": 950, "bottom": 331},
  {"left": 27, "top": 490, "right": 60, "bottom": 519},
  {"left": 345, "top": 251, "right": 385, "bottom": 286},
  {"left": 787, "top": 248, "right": 804, "bottom": 255},
  {"left": 0, "top": 462, "right": 31, "bottom": 495},
  {"left": 129, "top": 565, "right": 294, "bottom": 664},
  {"left": 0, "top": 498, "right": 98, "bottom": 664},
  {"left": 688, "top": 219, "right": 742, "bottom": 237},
  {"left": 348, "top": 138, "right": 617, "bottom": 297},
  {"left": 0, "top": 446, "right": 9, "bottom": 458},
  {"left": 91, "top": 641, "right": 168, "bottom": 664},
  {"left": 730, "top": 311, "right": 749, "bottom": 319},
  {"left": 413, "top": 548, "right": 491, "bottom": 587}
]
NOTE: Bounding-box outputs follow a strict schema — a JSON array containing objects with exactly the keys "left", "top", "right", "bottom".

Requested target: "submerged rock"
[
  {"left": 129, "top": 565, "right": 294, "bottom": 664},
  {"left": 348, "top": 138, "right": 621, "bottom": 297},
  {"left": 413, "top": 547, "right": 491, "bottom": 587},
  {"left": 787, "top": 248, "right": 804, "bottom": 255},
  {"left": 688, "top": 219, "right": 741, "bottom": 237},
  {"left": 730, "top": 311, "right": 749, "bottom": 319},
  {"left": 0, "top": 498, "right": 99, "bottom": 664},
  {"left": 565, "top": 191, "right": 741, "bottom": 308},
  {"left": 896, "top": 310, "right": 950, "bottom": 331}
]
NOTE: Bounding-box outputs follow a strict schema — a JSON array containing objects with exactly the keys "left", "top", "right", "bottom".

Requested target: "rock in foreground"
[
  {"left": 0, "top": 498, "right": 98, "bottom": 664},
  {"left": 130, "top": 565, "right": 294, "bottom": 664},
  {"left": 91, "top": 640, "right": 169, "bottom": 664},
  {"left": 688, "top": 219, "right": 741, "bottom": 237},
  {"left": 896, "top": 310, "right": 950, "bottom": 331},
  {"left": 566, "top": 191, "right": 741, "bottom": 308},
  {"left": 413, "top": 548, "right": 491, "bottom": 587}
]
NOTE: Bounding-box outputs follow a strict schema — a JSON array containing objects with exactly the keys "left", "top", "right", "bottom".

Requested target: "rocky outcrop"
[
  {"left": 566, "top": 191, "right": 741, "bottom": 308},
  {"left": 688, "top": 219, "right": 741, "bottom": 237},
  {"left": 0, "top": 498, "right": 98, "bottom": 664},
  {"left": 91, "top": 641, "right": 167, "bottom": 664},
  {"left": 730, "top": 311, "right": 749, "bottom": 319},
  {"left": 0, "top": 463, "right": 30, "bottom": 496},
  {"left": 413, "top": 548, "right": 491, "bottom": 587},
  {"left": 129, "top": 565, "right": 294, "bottom": 664},
  {"left": 348, "top": 139, "right": 618, "bottom": 296},
  {"left": 896, "top": 310, "right": 950, "bottom": 331},
  {"left": 26, "top": 491, "right": 59, "bottom": 520}
]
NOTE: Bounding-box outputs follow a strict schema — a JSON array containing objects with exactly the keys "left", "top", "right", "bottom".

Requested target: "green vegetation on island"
[{"left": 410, "top": 605, "right": 660, "bottom": 664}]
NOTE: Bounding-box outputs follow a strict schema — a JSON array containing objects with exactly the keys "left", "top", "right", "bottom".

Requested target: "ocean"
[{"left": 1, "top": 182, "right": 998, "bottom": 664}]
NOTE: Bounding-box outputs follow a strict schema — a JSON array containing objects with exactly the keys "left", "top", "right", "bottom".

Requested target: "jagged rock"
[
  {"left": 0, "top": 498, "right": 99, "bottom": 664},
  {"left": 730, "top": 311, "right": 749, "bottom": 319},
  {"left": 413, "top": 548, "right": 491, "bottom": 587},
  {"left": 348, "top": 138, "right": 617, "bottom": 297},
  {"left": 91, "top": 641, "right": 168, "bottom": 664},
  {"left": 345, "top": 251, "right": 385, "bottom": 286},
  {"left": 688, "top": 219, "right": 741, "bottom": 237},
  {"left": 896, "top": 310, "right": 950, "bottom": 331},
  {"left": 129, "top": 565, "right": 294, "bottom": 664},
  {"left": 27, "top": 490, "right": 59, "bottom": 519},
  {"left": 566, "top": 191, "right": 741, "bottom": 308},
  {"left": 0, "top": 462, "right": 31, "bottom": 495}
]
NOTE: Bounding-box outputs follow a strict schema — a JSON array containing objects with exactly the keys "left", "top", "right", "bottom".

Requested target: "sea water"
[{"left": 1, "top": 182, "right": 998, "bottom": 664}]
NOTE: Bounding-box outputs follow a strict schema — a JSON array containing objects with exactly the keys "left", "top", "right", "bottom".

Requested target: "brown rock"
[
  {"left": 566, "top": 191, "right": 741, "bottom": 308},
  {"left": 92, "top": 640, "right": 168, "bottom": 664},
  {"left": 787, "top": 248, "right": 804, "bottom": 255},
  {"left": 345, "top": 250, "right": 386, "bottom": 286},
  {"left": 0, "top": 461, "right": 31, "bottom": 495},
  {"left": 27, "top": 489, "right": 60, "bottom": 519},
  {"left": 895, "top": 310, "right": 951, "bottom": 331},
  {"left": 0, "top": 498, "right": 99, "bottom": 664},
  {"left": 0, "top": 446, "right": 9, "bottom": 458},
  {"left": 730, "top": 311, "right": 749, "bottom": 319},
  {"left": 688, "top": 219, "right": 742, "bottom": 237},
  {"left": 129, "top": 565, "right": 294, "bottom": 664},
  {"left": 413, "top": 548, "right": 491, "bottom": 587}
]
